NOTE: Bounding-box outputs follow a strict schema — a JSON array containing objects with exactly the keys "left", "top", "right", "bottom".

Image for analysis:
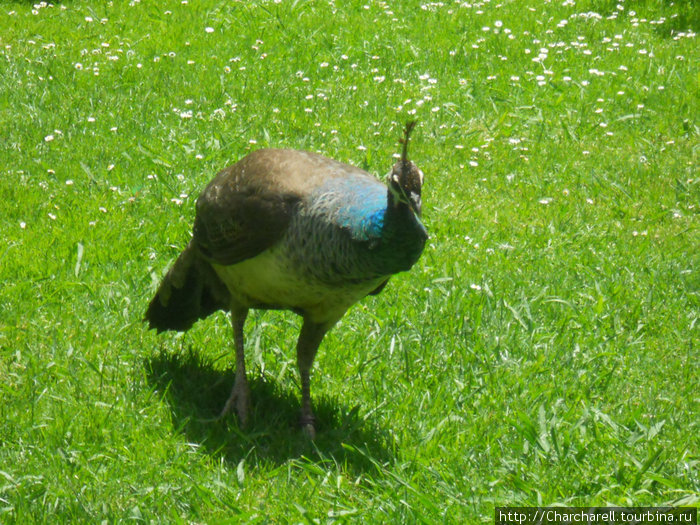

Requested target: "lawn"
[{"left": 0, "top": 0, "right": 698, "bottom": 522}]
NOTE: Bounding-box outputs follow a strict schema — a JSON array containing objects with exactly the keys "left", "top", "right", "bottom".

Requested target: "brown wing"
[
  {"left": 193, "top": 153, "right": 301, "bottom": 266},
  {"left": 192, "top": 148, "right": 378, "bottom": 266}
]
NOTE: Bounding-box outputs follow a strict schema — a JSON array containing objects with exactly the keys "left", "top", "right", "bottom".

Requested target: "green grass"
[{"left": 1, "top": 0, "right": 698, "bottom": 522}]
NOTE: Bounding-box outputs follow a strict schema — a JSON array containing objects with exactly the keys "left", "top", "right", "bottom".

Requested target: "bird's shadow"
[{"left": 145, "top": 346, "right": 396, "bottom": 473}]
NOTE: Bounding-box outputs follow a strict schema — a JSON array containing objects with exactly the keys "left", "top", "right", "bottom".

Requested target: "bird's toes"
[
  {"left": 218, "top": 396, "right": 236, "bottom": 420},
  {"left": 302, "top": 422, "right": 316, "bottom": 440},
  {"left": 300, "top": 414, "right": 316, "bottom": 439},
  {"left": 219, "top": 381, "right": 250, "bottom": 427},
  {"left": 236, "top": 396, "right": 250, "bottom": 428}
]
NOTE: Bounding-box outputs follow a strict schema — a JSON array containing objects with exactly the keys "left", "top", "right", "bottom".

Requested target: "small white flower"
[
  {"left": 205, "top": 27, "right": 214, "bottom": 33},
  {"left": 44, "top": 134, "right": 54, "bottom": 142}
]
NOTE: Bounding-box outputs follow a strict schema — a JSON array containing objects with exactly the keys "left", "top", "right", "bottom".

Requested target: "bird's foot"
[
  {"left": 300, "top": 413, "right": 316, "bottom": 440},
  {"left": 220, "top": 379, "right": 250, "bottom": 427}
]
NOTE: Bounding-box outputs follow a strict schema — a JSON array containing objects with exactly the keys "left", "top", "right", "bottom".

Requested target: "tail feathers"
[{"left": 145, "top": 241, "right": 230, "bottom": 332}]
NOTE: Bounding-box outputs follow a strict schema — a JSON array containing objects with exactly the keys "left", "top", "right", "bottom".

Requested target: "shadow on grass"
[{"left": 145, "top": 346, "right": 396, "bottom": 473}]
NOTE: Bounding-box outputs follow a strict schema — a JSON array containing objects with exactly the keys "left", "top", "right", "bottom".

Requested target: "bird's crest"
[
  {"left": 388, "top": 120, "right": 423, "bottom": 216},
  {"left": 400, "top": 120, "right": 417, "bottom": 165}
]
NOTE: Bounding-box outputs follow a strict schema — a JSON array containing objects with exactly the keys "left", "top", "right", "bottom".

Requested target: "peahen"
[{"left": 145, "top": 121, "right": 427, "bottom": 437}]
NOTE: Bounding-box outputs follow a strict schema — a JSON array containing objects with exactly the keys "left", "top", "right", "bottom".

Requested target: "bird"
[{"left": 145, "top": 121, "right": 427, "bottom": 437}]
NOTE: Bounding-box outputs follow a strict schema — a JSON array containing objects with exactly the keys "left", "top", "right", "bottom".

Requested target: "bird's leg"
[
  {"left": 220, "top": 308, "right": 250, "bottom": 426},
  {"left": 296, "top": 319, "right": 331, "bottom": 439}
]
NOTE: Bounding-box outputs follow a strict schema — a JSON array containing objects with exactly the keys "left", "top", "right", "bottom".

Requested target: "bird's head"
[{"left": 388, "top": 120, "right": 424, "bottom": 216}]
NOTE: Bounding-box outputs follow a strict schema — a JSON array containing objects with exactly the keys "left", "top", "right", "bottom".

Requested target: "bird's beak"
[{"left": 409, "top": 192, "right": 422, "bottom": 217}]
